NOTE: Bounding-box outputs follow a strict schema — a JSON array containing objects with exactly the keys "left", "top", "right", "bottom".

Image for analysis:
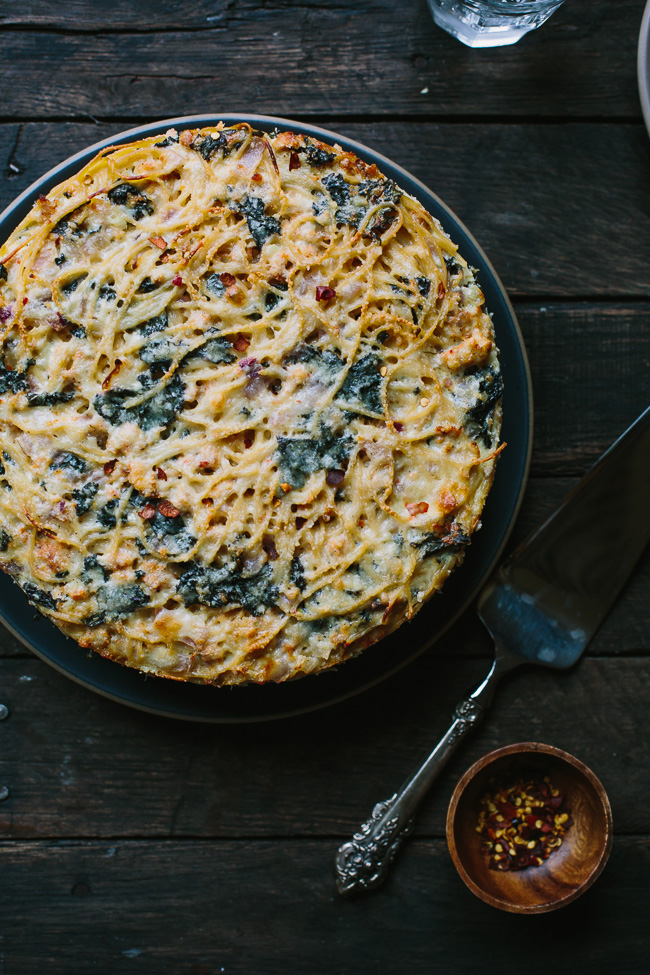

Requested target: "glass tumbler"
[{"left": 427, "top": 0, "right": 567, "bottom": 48}]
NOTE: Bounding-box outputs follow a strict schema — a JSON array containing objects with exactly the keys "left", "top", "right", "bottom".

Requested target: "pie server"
[{"left": 335, "top": 404, "right": 650, "bottom": 895}]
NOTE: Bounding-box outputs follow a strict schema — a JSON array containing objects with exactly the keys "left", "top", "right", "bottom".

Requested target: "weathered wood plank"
[
  {"left": 0, "top": 653, "right": 648, "bottom": 838},
  {"left": 2, "top": 122, "right": 650, "bottom": 298},
  {"left": 0, "top": 836, "right": 648, "bottom": 974},
  {"left": 0, "top": 0, "right": 643, "bottom": 120}
]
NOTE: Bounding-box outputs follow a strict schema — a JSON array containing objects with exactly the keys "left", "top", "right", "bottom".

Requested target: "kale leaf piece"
[
  {"left": 410, "top": 524, "right": 471, "bottom": 559},
  {"left": 60, "top": 275, "right": 87, "bottom": 296},
  {"left": 138, "top": 312, "right": 168, "bottom": 336},
  {"left": 130, "top": 493, "right": 196, "bottom": 557},
  {"left": 72, "top": 482, "right": 99, "bottom": 516},
  {"left": 23, "top": 581, "right": 58, "bottom": 610},
  {"left": 415, "top": 275, "right": 431, "bottom": 297},
  {"left": 50, "top": 451, "right": 86, "bottom": 474},
  {"left": 98, "top": 285, "right": 116, "bottom": 301},
  {"left": 27, "top": 389, "right": 75, "bottom": 407},
  {"left": 178, "top": 561, "right": 278, "bottom": 615},
  {"left": 107, "top": 183, "right": 154, "bottom": 220},
  {"left": 0, "top": 360, "right": 29, "bottom": 395},
  {"left": 97, "top": 499, "right": 118, "bottom": 529},
  {"left": 276, "top": 431, "right": 352, "bottom": 490},
  {"left": 139, "top": 336, "right": 177, "bottom": 366},
  {"left": 444, "top": 255, "right": 462, "bottom": 276},
  {"left": 339, "top": 353, "right": 383, "bottom": 413},
  {"left": 190, "top": 132, "right": 227, "bottom": 160},
  {"left": 154, "top": 134, "right": 179, "bottom": 148},
  {"left": 321, "top": 173, "right": 360, "bottom": 226},
  {"left": 94, "top": 374, "right": 185, "bottom": 431},
  {"left": 0, "top": 264, "right": 7, "bottom": 281},
  {"left": 283, "top": 345, "right": 344, "bottom": 375},
  {"left": 289, "top": 555, "right": 306, "bottom": 592},
  {"left": 184, "top": 336, "right": 236, "bottom": 366},
  {"left": 465, "top": 368, "right": 503, "bottom": 447},
  {"left": 231, "top": 196, "right": 281, "bottom": 249},
  {"left": 357, "top": 177, "right": 402, "bottom": 206},
  {"left": 300, "top": 141, "right": 336, "bottom": 167},
  {"left": 0, "top": 529, "right": 9, "bottom": 552},
  {"left": 82, "top": 555, "right": 110, "bottom": 583},
  {"left": 204, "top": 273, "right": 225, "bottom": 296},
  {"left": 87, "top": 583, "right": 150, "bottom": 626}
]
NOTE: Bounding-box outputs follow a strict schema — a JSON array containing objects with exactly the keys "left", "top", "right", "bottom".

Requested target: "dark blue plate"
[{"left": 0, "top": 115, "right": 532, "bottom": 722}]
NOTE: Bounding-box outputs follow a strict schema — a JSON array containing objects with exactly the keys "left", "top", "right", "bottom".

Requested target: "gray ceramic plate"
[{"left": 0, "top": 115, "right": 532, "bottom": 722}]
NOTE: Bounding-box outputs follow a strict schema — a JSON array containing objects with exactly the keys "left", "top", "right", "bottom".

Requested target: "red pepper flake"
[
  {"left": 149, "top": 236, "right": 167, "bottom": 249},
  {"left": 393, "top": 421, "right": 404, "bottom": 432},
  {"left": 438, "top": 282, "right": 446, "bottom": 299},
  {"left": 157, "top": 499, "right": 180, "bottom": 519},
  {"left": 156, "top": 466, "right": 167, "bottom": 481},
  {"left": 220, "top": 272, "right": 236, "bottom": 287},
  {"left": 406, "top": 501, "right": 429, "bottom": 516},
  {"left": 315, "top": 285, "right": 336, "bottom": 302},
  {"left": 232, "top": 333, "right": 250, "bottom": 353},
  {"left": 103, "top": 459, "right": 117, "bottom": 476},
  {"left": 326, "top": 469, "right": 345, "bottom": 487},
  {"left": 289, "top": 152, "right": 301, "bottom": 171},
  {"left": 172, "top": 275, "right": 183, "bottom": 286},
  {"left": 476, "top": 775, "right": 572, "bottom": 872},
  {"left": 139, "top": 503, "right": 156, "bottom": 521},
  {"left": 262, "top": 535, "right": 279, "bottom": 561},
  {"left": 102, "top": 359, "right": 122, "bottom": 390},
  {"left": 251, "top": 173, "right": 263, "bottom": 183},
  {"left": 22, "top": 297, "right": 28, "bottom": 305}
]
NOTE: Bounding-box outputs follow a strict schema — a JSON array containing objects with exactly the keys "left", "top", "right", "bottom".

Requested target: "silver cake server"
[{"left": 336, "top": 404, "right": 650, "bottom": 895}]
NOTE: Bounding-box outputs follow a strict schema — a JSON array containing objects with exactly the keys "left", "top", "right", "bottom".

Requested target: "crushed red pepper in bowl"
[{"left": 476, "top": 775, "right": 572, "bottom": 871}]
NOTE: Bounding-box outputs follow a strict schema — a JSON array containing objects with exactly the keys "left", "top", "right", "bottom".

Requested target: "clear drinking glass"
[{"left": 427, "top": 0, "right": 566, "bottom": 48}]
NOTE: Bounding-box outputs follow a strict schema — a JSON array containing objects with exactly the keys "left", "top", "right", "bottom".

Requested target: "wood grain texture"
[
  {"left": 0, "top": 652, "right": 647, "bottom": 838},
  {"left": 0, "top": 1, "right": 643, "bottom": 119},
  {"left": 0, "top": 836, "right": 648, "bottom": 975},
  {"left": 2, "top": 121, "right": 650, "bottom": 297}
]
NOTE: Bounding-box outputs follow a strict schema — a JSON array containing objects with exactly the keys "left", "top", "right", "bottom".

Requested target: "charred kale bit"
[
  {"left": 190, "top": 132, "right": 226, "bottom": 160},
  {"left": 138, "top": 311, "right": 168, "bottom": 336},
  {"left": 154, "top": 134, "right": 179, "bottom": 148},
  {"left": 137, "top": 276, "right": 159, "bottom": 294},
  {"left": 283, "top": 344, "right": 344, "bottom": 376},
  {"left": 301, "top": 141, "right": 336, "bottom": 167},
  {"left": 94, "top": 374, "right": 185, "bottom": 431},
  {"left": 0, "top": 264, "right": 7, "bottom": 281},
  {"left": 183, "top": 336, "right": 236, "bottom": 366},
  {"left": 465, "top": 368, "right": 503, "bottom": 447},
  {"left": 27, "top": 389, "right": 75, "bottom": 407},
  {"left": 96, "top": 583, "right": 149, "bottom": 620},
  {"left": 72, "top": 482, "right": 99, "bottom": 516},
  {"left": 0, "top": 529, "right": 9, "bottom": 552},
  {"left": 98, "top": 285, "right": 116, "bottom": 301},
  {"left": 416, "top": 275, "right": 431, "bottom": 297},
  {"left": 276, "top": 430, "right": 351, "bottom": 490},
  {"left": 139, "top": 336, "right": 177, "bottom": 365},
  {"left": 358, "top": 178, "right": 402, "bottom": 206},
  {"left": 289, "top": 555, "right": 306, "bottom": 592},
  {"left": 107, "top": 183, "right": 154, "bottom": 220},
  {"left": 339, "top": 353, "right": 383, "bottom": 413},
  {"left": 204, "top": 273, "right": 225, "bottom": 296},
  {"left": 410, "top": 524, "right": 471, "bottom": 559},
  {"left": 60, "top": 274, "right": 87, "bottom": 296},
  {"left": 444, "top": 255, "right": 462, "bottom": 276},
  {"left": 50, "top": 451, "right": 86, "bottom": 474},
  {"left": 264, "top": 291, "right": 280, "bottom": 311},
  {"left": 82, "top": 555, "right": 109, "bottom": 583},
  {"left": 231, "top": 196, "right": 281, "bottom": 249},
  {"left": 321, "top": 173, "right": 361, "bottom": 226},
  {"left": 178, "top": 561, "right": 278, "bottom": 615},
  {"left": 54, "top": 254, "right": 67, "bottom": 266},
  {"left": 0, "top": 360, "right": 29, "bottom": 395},
  {"left": 23, "top": 581, "right": 57, "bottom": 610},
  {"left": 96, "top": 499, "right": 118, "bottom": 530}
]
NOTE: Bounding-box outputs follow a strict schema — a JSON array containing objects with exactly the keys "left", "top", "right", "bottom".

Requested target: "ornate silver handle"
[{"left": 335, "top": 657, "right": 507, "bottom": 895}]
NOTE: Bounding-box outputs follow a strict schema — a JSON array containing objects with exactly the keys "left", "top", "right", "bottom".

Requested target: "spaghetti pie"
[{"left": 0, "top": 124, "right": 503, "bottom": 684}]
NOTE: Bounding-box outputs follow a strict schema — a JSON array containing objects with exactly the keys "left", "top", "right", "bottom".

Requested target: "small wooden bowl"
[{"left": 446, "top": 742, "right": 613, "bottom": 913}]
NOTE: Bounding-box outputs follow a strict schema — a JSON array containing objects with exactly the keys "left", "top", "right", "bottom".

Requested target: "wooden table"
[{"left": 1, "top": 2, "right": 649, "bottom": 971}]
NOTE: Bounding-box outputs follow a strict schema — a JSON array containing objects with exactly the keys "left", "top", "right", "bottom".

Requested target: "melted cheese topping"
[{"left": 0, "top": 124, "right": 502, "bottom": 684}]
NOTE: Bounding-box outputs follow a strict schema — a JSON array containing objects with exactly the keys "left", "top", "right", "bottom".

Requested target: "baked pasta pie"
[{"left": 0, "top": 123, "right": 503, "bottom": 684}]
